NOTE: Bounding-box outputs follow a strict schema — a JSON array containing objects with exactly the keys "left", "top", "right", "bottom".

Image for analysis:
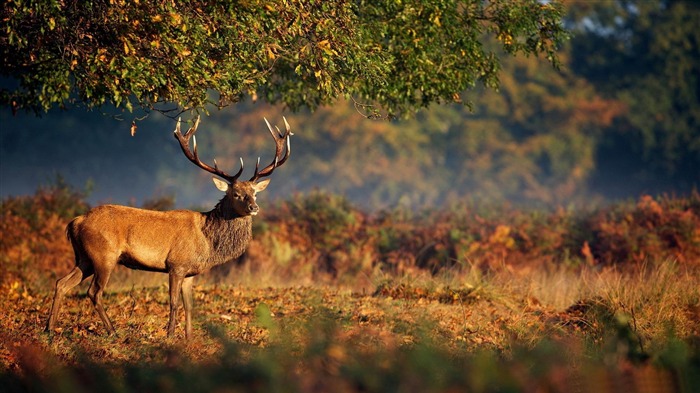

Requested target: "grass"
[
  {"left": 1, "top": 259, "right": 698, "bottom": 392},
  {"left": 3, "top": 185, "right": 699, "bottom": 390}
]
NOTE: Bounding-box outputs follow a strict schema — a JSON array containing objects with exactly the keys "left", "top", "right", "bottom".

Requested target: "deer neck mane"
[{"left": 203, "top": 197, "right": 253, "bottom": 265}]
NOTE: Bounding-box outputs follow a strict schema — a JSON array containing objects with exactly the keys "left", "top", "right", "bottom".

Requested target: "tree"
[
  {"left": 2, "top": 0, "right": 566, "bottom": 117},
  {"left": 566, "top": 0, "right": 700, "bottom": 196}
]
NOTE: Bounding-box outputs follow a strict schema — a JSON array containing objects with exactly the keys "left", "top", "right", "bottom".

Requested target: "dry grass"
[
  {"left": 3, "top": 186, "right": 699, "bottom": 391},
  {"left": 1, "top": 259, "right": 698, "bottom": 392},
  {"left": 76, "top": 259, "right": 700, "bottom": 347}
]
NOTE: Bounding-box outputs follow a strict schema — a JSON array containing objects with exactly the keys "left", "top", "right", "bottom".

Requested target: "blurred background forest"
[{"left": 1, "top": 0, "right": 698, "bottom": 210}]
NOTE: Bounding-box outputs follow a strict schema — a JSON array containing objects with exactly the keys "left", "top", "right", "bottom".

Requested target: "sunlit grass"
[
  {"left": 2, "top": 187, "right": 699, "bottom": 391},
  {"left": 2, "top": 258, "right": 699, "bottom": 392}
]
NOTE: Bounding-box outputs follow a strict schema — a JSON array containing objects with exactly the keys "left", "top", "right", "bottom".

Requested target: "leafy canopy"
[{"left": 1, "top": 0, "right": 566, "bottom": 117}]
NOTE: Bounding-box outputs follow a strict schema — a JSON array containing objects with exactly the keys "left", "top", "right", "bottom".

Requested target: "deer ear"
[
  {"left": 253, "top": 179, "right": 270, "bottom": 193},
  {"left": 212, "top": 177, "right": 229, "bottom": 192}
]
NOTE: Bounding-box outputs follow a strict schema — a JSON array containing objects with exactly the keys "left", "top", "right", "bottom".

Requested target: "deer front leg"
[
  {"left": 167, "top": 272, "right": 185, "bottom": 337},
  {"left": 181, "top": 276, "right": 195, "bottom": 339}
]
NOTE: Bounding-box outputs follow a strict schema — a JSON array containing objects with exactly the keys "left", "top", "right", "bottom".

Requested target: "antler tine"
[
  {"left": 252, "top": 157, "right": 260, "bottom": 178},
  {"left": 236, "top": 157, "right": 244, "bottom": 177},
  {"left": 278, "top": 116, "right": 292, "bottom": 166},
  {"left": 173, "top": 116, "right": 244, "bottom": 183},
  {"left": 187, "top": 115, "right": 201, "bottom": 138},
  {"left": 249, "top": 117, "right": 292, "bottom": 181}
]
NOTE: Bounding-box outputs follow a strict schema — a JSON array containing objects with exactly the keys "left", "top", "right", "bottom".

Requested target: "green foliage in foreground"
[
  {"left": 3, "top": 317, "right": 699, "bottom": 393},
  {"left": 1, "top": 0, "right": 566, "bottom": 115}
]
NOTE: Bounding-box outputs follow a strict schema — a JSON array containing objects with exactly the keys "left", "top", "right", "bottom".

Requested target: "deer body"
[
  {"left": 69, "top": 204, "right": 252, "bottom": 275},
  {"left": 46, "top": 117, "right": 291, "bottom": 338}
]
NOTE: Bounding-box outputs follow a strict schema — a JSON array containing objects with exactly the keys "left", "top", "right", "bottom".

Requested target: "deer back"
[{"left": 71, "top": 205, "right": 211, "bottom": 274}]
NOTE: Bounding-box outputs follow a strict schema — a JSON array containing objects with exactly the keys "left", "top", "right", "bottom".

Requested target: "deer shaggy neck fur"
[{"left": 203, "top": 196, "right": 253, "bottom": 265}]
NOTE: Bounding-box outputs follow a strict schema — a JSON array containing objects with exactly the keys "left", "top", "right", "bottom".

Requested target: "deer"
[{"left": 45, "top": 116, "right": 292, "bottom": 338}]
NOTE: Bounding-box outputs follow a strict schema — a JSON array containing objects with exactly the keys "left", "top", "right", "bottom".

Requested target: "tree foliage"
[
  {"left": 2, "top": 1, "right": 697, "bottom": 207},
  {"left": 1, "top": 0, "right": 566, "bottom": 116},
  {"left": 566, "top": 0, "right": 700, "bottom": 195}
]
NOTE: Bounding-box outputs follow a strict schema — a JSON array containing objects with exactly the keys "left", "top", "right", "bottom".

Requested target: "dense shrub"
[
  {"left": 252, "top": 191, "right": 700, "bottom": 278},
  {"left": 584, "top": 193, "right": 700, "bottom": 264},
  {"left": 0, "top": 178, "right": 91, "bottom": 287},
  {"left": 2, "top": 184, "right": 699, "bottom": 290},
  {"left": 254, "top": 192, "right": 372, "bottom": 281}
]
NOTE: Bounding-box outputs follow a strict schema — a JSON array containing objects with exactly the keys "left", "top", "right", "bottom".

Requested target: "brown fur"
[
  {"left": 46, "top": 180, "right": 268, "bottom": 338},
  {"left": 203, "top": 203, "right": 254, "bottom": 266}
]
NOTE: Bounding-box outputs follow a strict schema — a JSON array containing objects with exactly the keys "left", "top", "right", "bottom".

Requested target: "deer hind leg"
[
  {"left": 87, "top": 259, "right": 117, "bottom": 335},
  {"left": 181, "top": 276, "right": 195, "bottom": 339},
  {"left": 46, "top": 259, "right": 94, "bottom": 332},
  {"left": 167, "top": 272, "right": 186, "bottom": 337}
]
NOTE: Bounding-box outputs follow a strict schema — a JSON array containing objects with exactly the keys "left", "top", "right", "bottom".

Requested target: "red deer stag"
[{"left": 46, "top": 116, "right": 292, "bottom": 338}]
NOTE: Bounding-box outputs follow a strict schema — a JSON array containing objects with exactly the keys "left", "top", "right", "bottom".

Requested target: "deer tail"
[
  {"left": 65, "top": 216, "right": 85, "bottom": 266},
  {"left": 65, "top": 216, "right": 84, "bottom": 243}
]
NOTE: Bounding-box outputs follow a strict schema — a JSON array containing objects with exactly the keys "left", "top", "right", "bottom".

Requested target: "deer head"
[{"left": 173, "top": 116, "right": 292, "bottom": 217}]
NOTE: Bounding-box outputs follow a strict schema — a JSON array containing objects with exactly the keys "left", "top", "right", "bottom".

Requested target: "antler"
[
  {"left": 249, "top": 117, "right": 293, "bottom": 182},
  {"left": 173, "top": 116, "right": 244, "bottom": 183}
]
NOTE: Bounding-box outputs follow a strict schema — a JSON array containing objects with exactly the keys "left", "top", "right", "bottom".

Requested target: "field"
[{"left": 1, "top": 185, "right": 699, "bottom": 392}]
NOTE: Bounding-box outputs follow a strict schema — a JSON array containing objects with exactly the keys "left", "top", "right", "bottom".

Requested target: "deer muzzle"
[{"left": 247, "top": 204, "right": 259, "bottom": 215}]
